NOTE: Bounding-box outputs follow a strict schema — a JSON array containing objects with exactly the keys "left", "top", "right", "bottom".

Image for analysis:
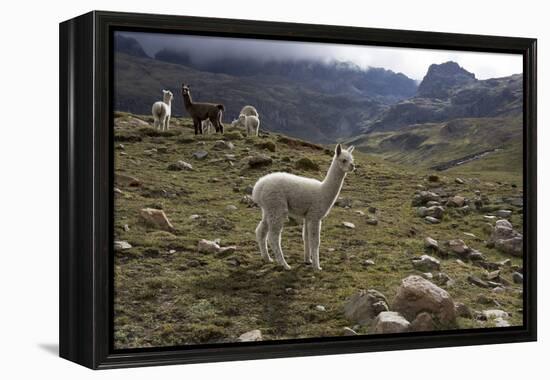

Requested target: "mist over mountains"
[{"left": 114, "top": 34, "right": 522, "bottom": 146}]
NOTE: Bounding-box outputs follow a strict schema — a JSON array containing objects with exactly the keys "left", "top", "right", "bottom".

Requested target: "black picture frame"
[{"left": 59, "top": 10, "right": 537, "bottom": 369}]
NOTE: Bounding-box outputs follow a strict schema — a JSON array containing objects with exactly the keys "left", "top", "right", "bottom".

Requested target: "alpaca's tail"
[{"left": 217, "top": 104, "right": 225, "bottom": 111}]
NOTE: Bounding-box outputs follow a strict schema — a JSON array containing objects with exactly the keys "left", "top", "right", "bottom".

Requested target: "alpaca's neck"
[
  {"left": 183, "top": 93, "right": 193, "bottom": 109},
  {"left": 163, "top": 97, "right": 172, "bottom": 108},
  {"left": 321, "top": 158, "right": 346, "bottom": 207}
]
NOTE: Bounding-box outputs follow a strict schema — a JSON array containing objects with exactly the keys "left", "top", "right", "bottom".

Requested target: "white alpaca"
[
  {"left": 151, "top": 90, "right": 173, "bottom": 131},
  {"left": 252, "top": 144, "right": 355, "bottom": 270},
  {"left": 201, "top": 119, "right": 215, "bottom": 134},
  {"left": 232, "top": 114, "right": 260, "bottom": 136},
  {"left": 240, "top": 105, "right": 259, "bottom": 117}
]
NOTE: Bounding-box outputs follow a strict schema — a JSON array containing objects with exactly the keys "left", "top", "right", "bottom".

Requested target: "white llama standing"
[
  {"left": 151, "top": 90, "right": 173, "bottom": 131},
  {"left": 252, "top": 144, "right": 355, "bottom": 270}
]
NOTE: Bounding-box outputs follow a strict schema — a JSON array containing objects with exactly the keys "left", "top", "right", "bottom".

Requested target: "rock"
[
  {"left": 192, "top": 150, "right": 209, "bottom": 160},
  {"left": 189, "top": 214, "right": 200, "bottom": 220},
  {"left": 492, "top": 287, "right": 506, "bottom": 294},
  {"left": 238, "top": 329, "right": 263, "bottom": 342},
  {"left": 213, "top": 140, "right": 234, "bottom": 150},
  {"left": 368, "top": 206, "right": 377, "bottom": 214},
  {"left": 427, "top": 206, "right": 445, "bottom": 219},
  {"left": 335, "top": 197, "right": 353, "bottom": 208},
  {"left": 225, "top": 205, "right": 238, "bottom": 212},
  {"left": 422, "top": 272, "right": 434, "bottom": 280},
  {"left": 248, "top": 154, "right": 272, "bottom": 168},
  {"left": 344, "top": 289, "right": 389, "bottom": 325},
  {"left": 343, "top": 327, "right": 358, "bottom": 336},
  {"left": 372, "top": 311, "right": 411, "bottom": 334},
  {"left": 485, "top": 270, "right": 501, "bottom": 281},
  {"left": 364, "top": 259, "right": 375, "bottom": 267},
  {"left": 426, "top": 201, "right": 440, "bottom": 207},
  {"left": 392, "top": 275, "right": 456, "bottom": 327},
  {"left": 412, "top": 191, "right": 440, "bottom": 206},
  {"left": 243, "top": 185, "right": 254, "bottom": 195},
  {"left": 468, "top": 250, "right": 485, "bottom": 262},
  {"left": 495, "top": 210, "right": 512, "bottom": 218},
  {"left": 455, "top": 177, "right": 465, "bottom": 184},
  {"left": 434, "top": 272, "right": 454, "bottom": 287},
  {"left": 256, "top": 141, "right": 276, "bottom": 152},
  {"left": 494, "top": 317, "right": 511, "bottom": 327},
  {"left": 482, "top": 309, "right": 509, "bottom": 320},
  {"left": 240, "top": 195, "right": 256, "bottom": 207},
  {"left": 295, "top": 157, "right": 320, "bottom": 171},
  {"left": 512, "top": 272, "right": 523, "bottom": 284},
  {"left": 412, "top": 255, "right": 440, "bottom": 272},
  {"left": 417, "top": 207, "right": 428, "bottom": 217},
  {"left": 455, "top": 259, "right": 468, "bottom": 267},
  {"left": 425, "top": 216, "right": 440, "bottom": 224},
  {"left": 428, "top": 174, "right": 440, "bottom": 182},
  {"left": 123, "top": 224, "right": 130, "bottom": 232},
  {"left": 315, "top": 305, "right": 326, "bottom": 312},
  {"left": 342, "top": 222, "right": 355, "bottom": 229},
  {"left": 114, "top": 240, "right": 132, "bottom": 250},
  {"left": 498, "top": 259, "right": 512, "bottom": 267},
  {"left": 495, "top": 236, "right": 523, "bottom": 257},
  {"left": 448, "top": 239, "right": 469, "bottom": 256},
  {"left": 366, "top": 218, "right": 378, "bottom": 226},
  {"left": 455, "top": 302, "right": 473, "bottom": 319},
  {"left": 115, "top": 173, "right": 141, "bottom": 187},
  {"left": 139, "top": 208, "right": 175, "bottom": 232},
  {"left": 198, "top": 239, "right": 236, "bottom": 255},
  {"left": 114, "top": 187, "right": 123, "bottom": 195},
  {"left": 167, "top": 160, "right": 193, "bottom": 171},
  {"left": 409, "top": 312, "right": 435, "bottom": 332},
  {"left": 447, "top": 195, "right": 465, "bottom": 207},
  {"left": 468, "top": 275, "right": 490, "bottom": 288},
  {"left": 424, "top": 237, "right": 439, "bottom": 251},
  {"left": 354, "top": 210, "right": 366, "bottom": 216},
  {"left": 225, "top": 257, "right": 240, "bottom": 266}
]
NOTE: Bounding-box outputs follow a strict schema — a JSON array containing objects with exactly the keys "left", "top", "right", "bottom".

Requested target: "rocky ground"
[{"left": 113, "top": 112, "right": 524, "bottom": 349}]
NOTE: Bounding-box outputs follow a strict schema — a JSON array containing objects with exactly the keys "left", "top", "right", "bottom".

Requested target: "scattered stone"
[
  {"left": 488, "top": 220, "right": 523, "bottom": 256},
  {"left": 426, "top": 201, "right": 440, "bottom": 207},
  {"left": 238, "top": 329, "right": 263, "bottom": 342},
  {"left": 372, "top": 311, "right": 410, "bottom": 334},
  {"left": 463, "top": 232, "right": 476, "bottom": 238},
  {"left": 114, "top": 187, "right": 123, "bottom": 195},
  {"left": 248, "top": 154, "right": 273, "bottom": 168},
  {"left": 494, "top": 317, "right": 511, "bottom": 327},
  {"left": 225, "top": 205, "right": 238, "bottom": 212},
  {"left": 364, "top": 259, "right": 375, "bottom": 267},
  {"left": 448, "top": 239, "right": 469, "bottom": 256},
  {"left": 115, "top": 173, "right": 141, "bottom": 187},
  {"left": 412, "top": 255, "right": 441, "bottom": 272},
  {"left": 455, "top": 259, "right": 468, "bottom": 268},
  {"left": 366, "top": 218, "right": 378, "bottom": 226},
  {"left": 485, "top": 270, "right": 501, "bottom": 281},
  {"left": 392, "top": 275, "right": 456, "bottom": 327},
  {"left": 368, "top": 206, "right": 377, "bottom": 214},
  {"left": 482, "top": 309, "right": 509, "bottom": 320},
  {"left": 198, "top": 239, "right": 237, "bottom": 255},
  {"left": 492, "top": 287, "right": 506, "bottom": 294},
  {"left": 140, "top": 208, "right": 175, "bottom": 232},
  {"left": 354, "top": 210, "right": 365, "bottom": 216},
  {"left": 342, "top": 222, "right": 356, "bottom": 229},
  {"left": 213, "top": 140, "right": 234, "bottom": 150},
  {"left": 256, "top": 141, "right": 276, "bottom": 152},
  {"left": 192, "top": 150, "right": 209, "bottom": 160},
  {"left": 343, "top": 327, "right": 358, "bottom": 336},
  {"left": 123, "top": 224, "right": 130, "bottom": 232},
  {"left": 455, "top": 177, "right": 465, "bottom": 184},
  {"left": 512, "top": 272, "right": 523, "bottom": 284},
  {"left": 114, "top": 240, "right": 132, "bottom": 250},
  {"left": 447, "top": 195, "right": 465, "bottom": 208},
  {"left": 468, "top": 275, "right": 490, "bottom": 288},
  {"left": 434, "top": 272, "right": 454, "bottom": 287},
  {"left": 422, "top": 272, "right": 433, "bottom": 280},
  {"left": 189, "top": 214, "right": 200, "bottom": 220},
  {"left": 424, "top": 237, "right": 439, "bottom": 251},
  {"left": 344, "top": 289, "right": 389, "bottom": 325},
  {"left": 498, "top": 259, "right": 512, "bottom": 267},
  {"left": 243, "top": 185, "right": 254, "bottom": 195},
  {"left": 226, "top": 257, "right": 240, "bottom": 266},
  {"left": 167, "top": 160, "right": 193, "bottom": 171},
  {"left": 409, "top": 312, "right": 435, "bottom": 332},
  {"left": 455, "top": 303, "right": 473, "bottom": 319},
  {"left": 240, "top": 195, "right": 256, "bottom": 207},
  {"left": 412, "top": 191, "right": 440, "bottom": 206},
  {"left": 425, "top": 216, "right": 440, "bottom": 224},
  {"left": 428, "top": 174, "right": 439, "bottom": 182},
  {"left": 468, "top": 250, "right": 485, "bottom": 262},
  {"left": 335, "top": 197, "right": 353, "bottom": 208},
  {"left": 295, "top": 157, "right": 320, "bottom": 171},
  {"left": 495, "top": 236, "right": 523, "bottom": 257},
  {"left": 495, "top": 210, "right": 512, "bottom": 218},
  {"left": 315, "top": 305, "right": 326, "bottom": 312}
]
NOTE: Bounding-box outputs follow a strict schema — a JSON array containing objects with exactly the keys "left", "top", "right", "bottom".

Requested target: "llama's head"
[
  {"left": 334, "top": 144, "right": 355, "bottom": 173},
  {"left": 162, "top": 90, "right": 173, "bottom": 103},
  {"left": 181, "top": 83, "right": 191, "bottom": 96}
]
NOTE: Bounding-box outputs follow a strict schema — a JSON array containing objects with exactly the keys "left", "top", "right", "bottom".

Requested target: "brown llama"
[{"left": 181, "top": 84, "right": 225, "bottom": 135}]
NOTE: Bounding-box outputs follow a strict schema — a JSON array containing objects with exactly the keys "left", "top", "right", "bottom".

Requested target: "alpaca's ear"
[
  {"left": 348, "top": 146, "right": 355, "bottom": 153},
  {"left": 336, "top": 144, "right": 342, "bottom": 156}
]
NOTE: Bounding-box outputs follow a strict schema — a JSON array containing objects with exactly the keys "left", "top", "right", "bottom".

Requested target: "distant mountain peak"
[
  {"left": 114, "top": 35, "right": 149, "bottom": 58},
  {"left": 417, "top": 61, "right": 476, "bottom": 99}
]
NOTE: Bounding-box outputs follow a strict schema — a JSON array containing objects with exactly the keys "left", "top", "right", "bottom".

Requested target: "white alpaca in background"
[
  {"left": 252, "top": 144, "right": 355, "bottom": 270},
  {"left": 201, "top": 119, "right": 215, "bottom": 134},
  {"left": 151, "top": 90, "right": 173, "bottom": 131},
  {"left": 240, "top": 105, "right": 259, "bottom": 117},
  {"left": 232, "top": 114, "right": 260, "bottom": 136}
]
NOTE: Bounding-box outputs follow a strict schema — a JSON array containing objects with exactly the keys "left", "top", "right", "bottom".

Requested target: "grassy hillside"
[
  {"left": 348, "top": 116, "right": 523, "bottom": 172},
  {"left": 113, "top": 113, "right": 524, "bottom": 349}
]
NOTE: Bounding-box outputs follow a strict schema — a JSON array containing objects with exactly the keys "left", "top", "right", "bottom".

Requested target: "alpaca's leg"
[
  {"left": 303, "top": 221, "right": 312, "bottom": 264},
  {"left": 267, "top": 220, "right": 291, "bottom": 270},
  {"left": 153, "top": 117, "right": 158, "bottom": 129},
  {"left": 256, "top": 218, "right": 272, "bottom": 262},
  {"left": 166, "top": 115, "right": 170, "bottom": 130},
  {"left": 308, "top": 220, "right": 322, "bottom": 271}
]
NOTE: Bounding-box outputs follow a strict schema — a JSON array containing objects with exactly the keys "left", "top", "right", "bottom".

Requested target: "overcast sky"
[{"left": 120, "top": 31, "right": 522, "bottom": 81}]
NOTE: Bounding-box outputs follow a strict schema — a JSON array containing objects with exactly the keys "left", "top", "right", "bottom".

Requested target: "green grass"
[{"left": 113, "top": 114, "right": 524, "bottom": 349}]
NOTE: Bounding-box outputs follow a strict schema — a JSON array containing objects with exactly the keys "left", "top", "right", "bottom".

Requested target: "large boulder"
[
  {"left": 488, "top": 219, "right": 523, "bottom": 256},
  {"left": 412, "top": 191, "right": 440, "bottom": 206},
  {"left": 344, "top": 289, "right": 389, "bottom": 325},
  {"left": 371, "top": 311, "right": 410, "bottom": 334},
  {"left": 412, "top": 255, "right": 440, "bottom": 272},
  {"left": 392, "top": 275, "right": 457, "bottom": 328}
]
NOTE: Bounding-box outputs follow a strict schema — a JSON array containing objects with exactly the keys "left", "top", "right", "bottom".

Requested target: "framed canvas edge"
[{"left": 59, "top": 10, "right": 537, "bottom": 370}]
